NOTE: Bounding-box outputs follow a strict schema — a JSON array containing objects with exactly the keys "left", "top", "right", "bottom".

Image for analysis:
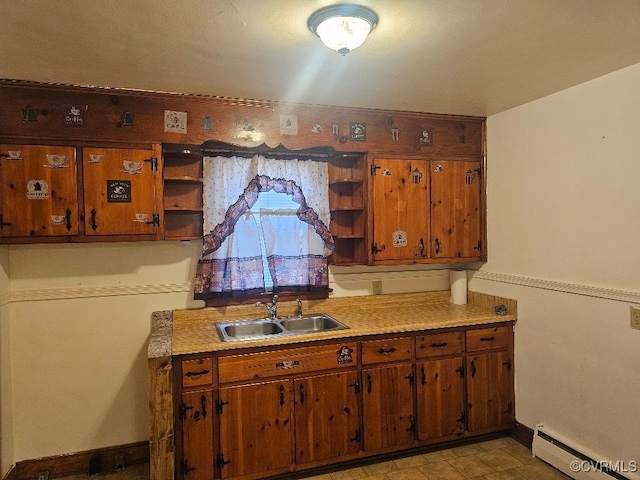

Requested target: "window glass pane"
[{"left": 250, "top": 190, "right": 299, "bottom": 290}]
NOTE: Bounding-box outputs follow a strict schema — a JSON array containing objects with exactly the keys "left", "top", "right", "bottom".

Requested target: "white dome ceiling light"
[{"left": 308, "top": 4, "right": 378, "bottom": 56}]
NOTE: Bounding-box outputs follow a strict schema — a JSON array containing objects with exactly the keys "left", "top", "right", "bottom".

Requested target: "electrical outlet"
[
  {"left": 631, "top": 306, "right": 640, "bottom": 330},
  {"left": 36, "top": 472, "right": 49, "bottom": 480},
  {"left": 372, "top": 280, "right": 382, "bottom": 295}
]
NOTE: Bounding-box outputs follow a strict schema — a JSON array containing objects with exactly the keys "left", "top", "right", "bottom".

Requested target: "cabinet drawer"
[
  {"left": 466, "top": 325, "right": 510, "bottom": 352},
  {"left": 182, "top": 357, "right": 214, "bottom": 388},
  {"left": 416, "top": 331, "right": 463, "bottom": 358},
  {"left": 218, "top": 342, "right": 358, "bottom": 383},
  {"left": 361, "top": 337, "right": 412, "bottom": 365}
]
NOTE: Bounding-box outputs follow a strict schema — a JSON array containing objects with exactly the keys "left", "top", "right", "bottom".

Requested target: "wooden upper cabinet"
[
  {"left": 82, "top": 147, "right": 159, "bottom": 236},
  {"left": 0, "top": 144, "right": 78, "bottom": 238},
  {"left": 370, "top": 158, "right": 429, "bottom": 262},
  {"left": 430, "top": 159, "right": 483, "bottom": 261}
]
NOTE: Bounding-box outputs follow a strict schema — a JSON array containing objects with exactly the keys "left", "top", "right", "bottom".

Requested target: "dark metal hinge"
[
  {"left": 406, "top": 418, "right": 416, "bottom": 433},
  {"left": 348, "top": 380, "right": 361, "bottom": 394},
  {"left": 456, "top": 364, "right": 465, "bottom": 378},
  {"left": 0, "top": 214, "right": 12, "bottom": 229},
  {"left": 216, "top": 453, "right": 231, "bottom": 469},
  {"left": 503, "top": 402, "right": 513, "bottom": 415},
  {"left": 215, "top": 399, "right": 229, "bottom": 415},
  {"left": 370, "top": 163, "right": 380, "bottom": 176},
  {"left": 503, "top": 358, "right": 512, "bottom": 371},
  {"left": 179, "top": 402, "right": 194, "bottom": 420},
  {"left": 350, "top": 428, "right": 361, "bottom": 443},
  {"left": 147, "top": 213, "right": 160, "bottom": 227},
  {"left": 180, "top": 459, "right": 196, "bottom": 476},
  {"left": 473, "top": 240, "right": 482, "bottom": 252},
  {"left": 144, "top": 157, "right": 158, "bottom": 171},
  {"left": 371, "top": 242, "right": 385, "bottom": 255}
]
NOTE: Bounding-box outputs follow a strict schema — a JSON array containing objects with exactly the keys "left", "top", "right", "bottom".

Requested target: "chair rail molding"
[{"left": 473, "top": 270, "right": 640, "bottom": 304}]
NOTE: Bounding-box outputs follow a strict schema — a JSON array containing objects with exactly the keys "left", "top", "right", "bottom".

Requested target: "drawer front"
[
  {"left": 416, "top": 331, "right": 463, "bottom": 358},
  {"left": 361, "top": 337, "right": 412, "bottom": 365},
  {"left": 466, "top": 325, "right": 510, "bottom": 352},
  {"left": 218, "top": 342, "right": 358, "bottom": 383},
  {"left": 182, "top": 357, "right": 214, "bottom": 388}
]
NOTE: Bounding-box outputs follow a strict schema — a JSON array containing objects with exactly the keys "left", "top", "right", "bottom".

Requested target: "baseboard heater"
[{"left": 532, "top": 424, "right": 638, "bottom": 480}]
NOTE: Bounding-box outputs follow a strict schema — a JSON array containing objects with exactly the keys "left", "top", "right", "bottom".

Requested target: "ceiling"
[{"left": 3, "top": 0, "right": 640, "bottom": 117}]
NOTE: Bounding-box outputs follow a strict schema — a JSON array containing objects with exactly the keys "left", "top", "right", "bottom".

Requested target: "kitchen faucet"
[{"left": 256, "top": 294, "right": 278, "bottom": 319}]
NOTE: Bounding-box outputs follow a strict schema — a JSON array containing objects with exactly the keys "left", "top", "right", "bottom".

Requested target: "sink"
[
  {"left": 218, "top": 318, "right": 283, "bottom": 342},
  {"left": 216, "top": 313, "right": 348, "bottom": 342},
  {"left": 279, "top": 314, "right": 347, "bottom": 333}
]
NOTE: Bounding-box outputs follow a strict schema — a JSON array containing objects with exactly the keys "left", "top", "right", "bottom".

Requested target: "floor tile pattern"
[{"left": 56, "top": 438, "right": 570, "bottom": 480}]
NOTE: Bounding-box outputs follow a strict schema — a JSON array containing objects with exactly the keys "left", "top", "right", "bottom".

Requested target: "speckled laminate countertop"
[{"left": 149, "top": 291, "right": 517, "bottom": 357}]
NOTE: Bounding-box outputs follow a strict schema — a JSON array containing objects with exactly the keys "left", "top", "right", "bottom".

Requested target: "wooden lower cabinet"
[
  {"left": 466, "top": 350, "right": 513, "bottom": 433},
  {"left": 175, "top": 323, "right": 514, "bottom": 480},
  {"left": 217, "top": 380, "right": 292, "bottom": 479},
  {"left": 294, "top": 370, "right": 360, "bottom": 464},
  {"left": 180, "top": 390, "right": 214, "bottom": 479},
  {"left": 362, "top": 363, "right": 415, "bottom": 451},
  {"left": 416, "top": 357, "right": 465, "bottom": 441}
]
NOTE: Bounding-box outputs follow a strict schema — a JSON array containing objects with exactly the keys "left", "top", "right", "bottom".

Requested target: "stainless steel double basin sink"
[{"left": 216, "top": 313, "right": 348, "bottom": 342}]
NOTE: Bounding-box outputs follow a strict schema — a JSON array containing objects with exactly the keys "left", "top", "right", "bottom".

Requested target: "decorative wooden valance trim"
[{"left": 202, "top": 140, "right": 342, "bottom": 160}]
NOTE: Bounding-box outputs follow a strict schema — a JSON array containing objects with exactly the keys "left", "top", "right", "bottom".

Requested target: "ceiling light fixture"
[{"left": 308, "top": 4, "right": 378, "bottom": 56}]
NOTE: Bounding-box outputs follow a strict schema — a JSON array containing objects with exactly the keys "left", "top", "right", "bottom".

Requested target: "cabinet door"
[
  {"left": 82, "top": 147, "right": 157, "bottom": 235},
  {"left": 218, "top": 380, "right": 292, "bottom": 479},
  {"left": 0, "top": 144, "right": 78, "bottom": 237},
  {"left": 294, "top": 370, "right": 360, "bottom": 464},
  {"left": 466, "top": 351, "right": 513, "bottom": 433},
  {"left": 430, "top": 159, "right": 482, "bottom": 260},
  {"left": 180, "top": 390, "right": 214, "bottom": 480},
  {"left": 416, "top": 358, "right": 465, "bottom": 442},
  {"left": 362, "top": 363, "right": 415, "bottom": 451},
  {"left": 371, "top": 158, "right": 428, "bottom": 261}
]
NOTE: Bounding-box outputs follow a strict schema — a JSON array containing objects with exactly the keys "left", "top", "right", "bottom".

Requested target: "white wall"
[
  {"left": 0, "top": 245, "right": 13, "bottom": 475},
  {"left": 471, "top": 62, "right": 640, "bottom": 466}
]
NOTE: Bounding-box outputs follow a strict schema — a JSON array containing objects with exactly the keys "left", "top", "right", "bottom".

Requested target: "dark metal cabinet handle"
[
  {"left": 367, "top": 374, "right": 372, "bottom": 393},
  {"left": 430, "top": 342, "right": 448, "bottom": 348},
  {"left": 470, "top": 359, "right": 477, "bottom": 378},
  {"left": 377, "top": 347, "right": 397, "bottom": 355},
  {"left": 299, "top": 383, "right": 305, "bottom": 404},
  {"left": 420, "top": 367, "right": 426, "bottom": 386},
  {"left": 90, "top": 209, "right": 97, "bottom": 231},
  {"left": 434, "top": 237, "right": 441, "bottom": 255},
  {"left": 480, "top": 336, "right": 496, "bottom": 342},
  {"left": 185, "top": 369, "right": 210, "bottom": 377},
  {"left": 279, "top": 385, "right": 285, "bottom": 407},
  {"left": 419, "top": 238, "right": 426, "bottom": 257},
  {"left": 65, "top": 208, "right": 72, "bottom": 231}
]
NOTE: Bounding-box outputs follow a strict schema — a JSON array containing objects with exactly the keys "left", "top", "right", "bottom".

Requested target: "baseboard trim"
[
  {"left": 511, "top": 421, "right": 535, "bottom": 449},
  {"left": 7, "top": 441, "right": 148, "bottom": 480}
]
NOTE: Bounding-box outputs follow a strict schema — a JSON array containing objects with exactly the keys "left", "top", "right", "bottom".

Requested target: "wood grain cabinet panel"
[
  {"left": 218, "top": 380, "right": 292, "bottom": 479},
  {"left": 82, "top": 147, "right": 159, "bottom": 236},
  {"left": 218, "top": 342, "right": 358, "bottom": 383},
  {"left": 361, "top": 337, "right": 412, "bottom": 365},
  {"left": 0, "top": 144, "right": 78, "bottom": 238},
  {"left": 362, "top": 363, "right": 415, "bottom": 452},
  {"left": 466, "top": 325, "right": 510, "bottom": 352},
  {"left": 416, "top": 357, "right": 465, "bottom": 441},
  {"left": 294, "top": 371, "right": 360, "bottom": 465},
  {"left": 416, "top": 331, "right": 464, "bottom": 358},
  {"left": 180, "top": 390, "right": 214, "bottom": 480},
  {"left": 466, "top": 350, "right": 513, "bottom": 433},
  {"left": 430, "top": 159, "right": 483, "bottom": 261},
  {"left": 370, "top": 158, "right": 429, "bottom": 262}
]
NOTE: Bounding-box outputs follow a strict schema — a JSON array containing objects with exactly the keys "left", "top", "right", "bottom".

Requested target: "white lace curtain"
[{"left": 194, "top": 154, "right": 333, "bottom": 299}]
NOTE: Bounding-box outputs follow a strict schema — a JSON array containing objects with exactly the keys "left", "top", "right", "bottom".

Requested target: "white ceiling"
[{"left": 3, "top": 0, "right": 640, "bottom": 117}]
